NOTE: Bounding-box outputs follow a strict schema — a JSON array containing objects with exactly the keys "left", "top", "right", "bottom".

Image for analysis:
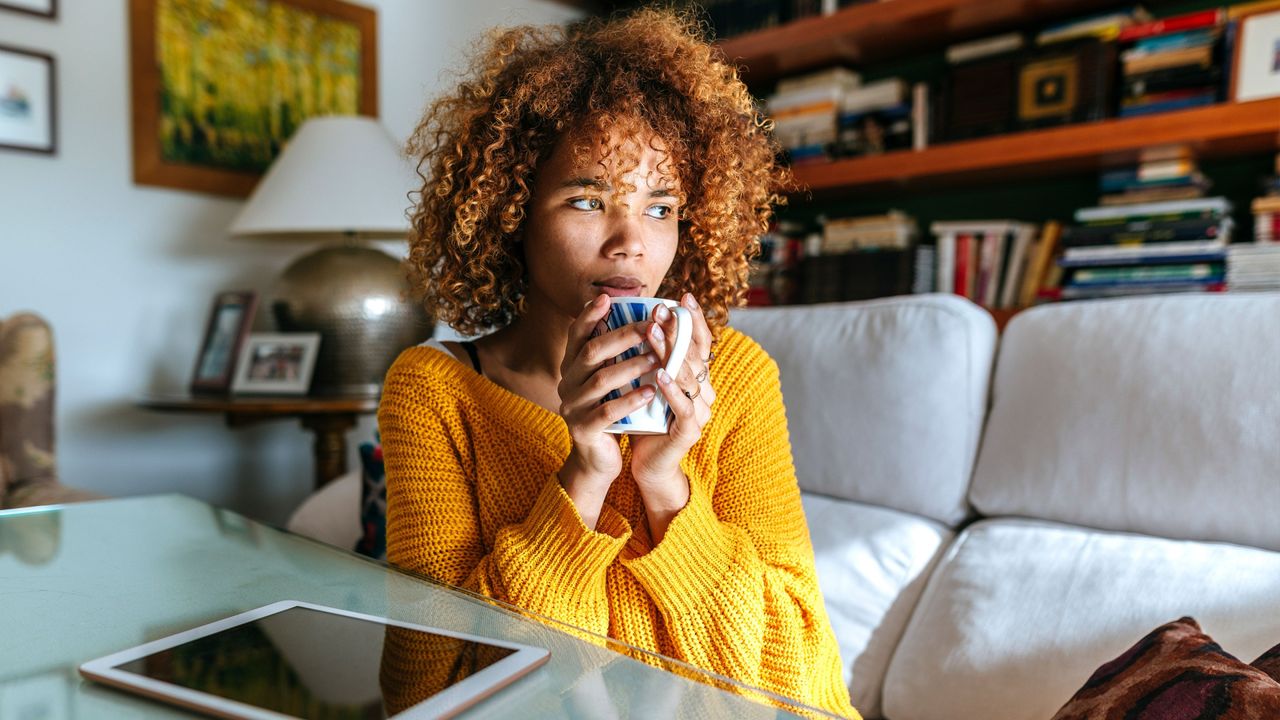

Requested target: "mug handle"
[{"left": 662, "top": 306, "right": 693, "bottom": 383}]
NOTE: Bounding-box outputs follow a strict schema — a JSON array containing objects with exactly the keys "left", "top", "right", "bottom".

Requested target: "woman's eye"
[
  {"left": 569, "top": 197, "right": 603, "bottom": 211},
  {"left": 645, "top": 204, "right": 673, "bottom": 219}
]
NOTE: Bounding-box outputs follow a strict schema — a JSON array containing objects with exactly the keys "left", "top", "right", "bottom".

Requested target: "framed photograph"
[
  {"left": 128, "top": 0, "right": 377, "bottom": 197},
  {"left": 0, "top": 0, "right": 57, "bottom": 19},
  {"left": 231, "top": 333, "right": 321, "bottom": 395},
  {"left": 0, "top": 45, "right": 56, "bottom": 155},
  {"left": 1231, "top": 9, "right": 1280, "bottom": 103},
  {"left": 190, "top": 291, "right": 258, "bottom": 394}
]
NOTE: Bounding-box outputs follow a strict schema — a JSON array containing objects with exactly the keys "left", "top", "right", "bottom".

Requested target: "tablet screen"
[{"left": 114, "top": 607, "right": 518, "bottom": 718}]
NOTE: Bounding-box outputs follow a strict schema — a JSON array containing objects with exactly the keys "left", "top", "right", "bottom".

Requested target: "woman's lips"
[
  {"left": 594, "top": 285, "right": 643, "bottom": 297},
  {"left": 592, "top": 278, "right": 644, "bottom": 297}
]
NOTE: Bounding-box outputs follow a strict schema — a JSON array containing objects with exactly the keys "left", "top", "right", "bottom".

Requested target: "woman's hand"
[
  {"left": 629, "top": 293, "right": 716, "bottom": 542},
  {"left": 557, "top": 293, "right": 662, "bottom": 528}
]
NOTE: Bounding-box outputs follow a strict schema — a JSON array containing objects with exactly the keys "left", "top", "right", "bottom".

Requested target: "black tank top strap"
[{"left": 458, "top": 341, "right": 483, "bottom": 376}]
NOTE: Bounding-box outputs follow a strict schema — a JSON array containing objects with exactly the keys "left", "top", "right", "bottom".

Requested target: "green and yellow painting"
[{"left": 156, "top": 0, "right": 363, "bottom": 173}]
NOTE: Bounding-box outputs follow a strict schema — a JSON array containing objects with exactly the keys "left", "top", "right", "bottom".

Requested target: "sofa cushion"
[
  {"left": 970, "top": 293, "right": 1280, "bottom": 551},
  {"left": 731, "top": 295, "right": 996, "bottom": 526},
  {"left": 801, "top": 492, "right": 952, "bottom": 719},
  {"left": 882, "top": 518, "right": 1280, "bottom": 720},
  {"left": 1049, "top": 617, "right": 1280, "bottom": 720}
]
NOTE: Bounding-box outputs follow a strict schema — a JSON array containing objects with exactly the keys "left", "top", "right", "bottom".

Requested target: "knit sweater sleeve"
[
  {"left": 380, "top": 350, "right": 632, "bottom": 638},
  {"left": 620, "top": 341, "right": 859, "bottom": 719}
]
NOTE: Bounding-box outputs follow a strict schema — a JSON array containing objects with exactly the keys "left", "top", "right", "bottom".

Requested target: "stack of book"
[
  {"left": 822, "top": 210, "right": 917, "bottom": 253},
  {"left": 1253, "top": 154, "right": 1280, "bottom": 243},
  {"left": 767, "top": 67, "right": 861, "bottom": 164},
  {"left": 797, "top": 211, "right": 920, "bottom": 304},
  {"left": 835, "top": 78, "right": 915, "bottom": 157},
  {"left": 1226, "top": 244, "right": 1280, "bottom": 291},
  {"left": 931, "top": 220, "right": 1042, "bottom": 309},
  {"left": 1097, "top": 149, "right": 1210, "bottom": 206},
  {"left": 1055, "top": 197, "right": 1232, "bottom": 300},
  {"left": 1117, "top": 8, "right": 1226, "bottom": 118},
  {"left": 1034, "top": 6, "right": 1152, "bottom": 45}
]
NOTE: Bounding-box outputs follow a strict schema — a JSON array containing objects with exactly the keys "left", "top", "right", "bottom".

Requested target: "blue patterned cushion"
[{"left": 354, "top": 432, "right": 386, "bottom": 560}]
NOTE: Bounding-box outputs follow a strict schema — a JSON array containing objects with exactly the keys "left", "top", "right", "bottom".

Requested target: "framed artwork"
[
  {"left": 1231, "top": 9, "right": 1280, "bottom": 103},
  {"left": 128, "top": 0, "right": 377, "bottom": 197},
  {"left": 231, "top": 333, "right": 321, "bottom": 395},
  {"left": 0, "top": 45, "right": 56, "bottom": 155},
  {"left": 0, "top": 0, "right": 57, "bottom": 19},
  {"left": 190, "top": 291, "right": 258, "bottom": 394}
]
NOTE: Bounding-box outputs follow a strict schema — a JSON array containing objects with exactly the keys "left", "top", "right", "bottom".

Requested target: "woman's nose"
[{"left": 602, "top": 216, "right": 646, "bottom": 258}]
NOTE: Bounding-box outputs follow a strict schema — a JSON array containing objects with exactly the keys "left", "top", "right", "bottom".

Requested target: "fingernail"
[
  {"left": 641, "top": 386, "right": 655, "bottom": 400},
  {"left": 656, "top": 304, "right": 671, "bottom": 321},
  {"left": 658, "top": 369, "right": 672, "bottom": 385},
  {"left": 684, "top": 293, "right": 698, "bottom": 309},
  {"left": 647, "top": 353, "right": 658, "bottom": 365},
  {"left": 651, "top": 323, "right": 665, "bottom": 341}
]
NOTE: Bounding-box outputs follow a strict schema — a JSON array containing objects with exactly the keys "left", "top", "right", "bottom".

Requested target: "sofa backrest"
[
  {"left": 970, "top": 293, "right": 1280, "bottom": 552},
  {"left": 730, "top": 295, "right": 997, "bottom": 527}
]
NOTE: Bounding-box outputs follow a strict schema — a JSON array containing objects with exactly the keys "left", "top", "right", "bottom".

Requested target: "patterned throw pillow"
[
  {"left": 1051, "top": 617, "right": 1280, "bottom": 720},
  {"left": 354, "top": 433, "right": 386, "bottom": 561}
]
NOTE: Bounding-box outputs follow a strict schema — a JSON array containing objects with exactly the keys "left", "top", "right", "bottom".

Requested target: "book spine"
[
  {"left": 1117, "top": 9, "right": 1225, "bottom": 42},
  {"left": 1019, "top": 221, "right": 1062, "bottom": 307},
  {"left": 1000, "top": 227, "right": 1034, "bottom": 308},
  {"left": 911, "top": 82, "right": 929, "bottom": 151},
  {"left": 954, "top": 233, "right": 973, "bottom": 299},
  {"left": 936, "top": 233, "right": 955, "bottom": 293},
  {"left": 1075, "top": 197, "right": 1230, "bottom": 223}
]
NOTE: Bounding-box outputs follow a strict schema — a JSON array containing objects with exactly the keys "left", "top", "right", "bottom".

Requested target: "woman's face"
[{"left": 521, "top": 128, "right": 682, "bottom": 321}]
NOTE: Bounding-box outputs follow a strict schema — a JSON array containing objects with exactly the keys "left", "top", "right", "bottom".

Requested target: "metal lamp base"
[{"left": 269, "top": 242, "right": 431, "bottom": 396}]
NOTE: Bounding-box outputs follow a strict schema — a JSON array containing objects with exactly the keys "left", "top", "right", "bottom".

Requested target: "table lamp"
[{"left": 229, "top": 116, "right": 431, "bottom": 396}]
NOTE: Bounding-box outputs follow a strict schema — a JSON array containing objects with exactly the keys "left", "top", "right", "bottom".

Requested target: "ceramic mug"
[{"left": 590, "top": 297, "right": 692, "bottom": 435}]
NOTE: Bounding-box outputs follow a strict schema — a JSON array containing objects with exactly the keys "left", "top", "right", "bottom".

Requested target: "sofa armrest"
[{"left": 287, "top": 469, "right": 362, "bottom": 549}]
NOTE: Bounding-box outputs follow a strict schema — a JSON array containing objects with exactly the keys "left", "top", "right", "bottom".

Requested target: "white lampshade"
[{"left": 229, "top": 115, "right": 415, "bottom": 239}]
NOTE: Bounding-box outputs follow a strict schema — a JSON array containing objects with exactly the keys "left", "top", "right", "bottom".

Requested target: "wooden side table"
[{"left": 137, "top": 393, "right": 379, "bottom": 490}]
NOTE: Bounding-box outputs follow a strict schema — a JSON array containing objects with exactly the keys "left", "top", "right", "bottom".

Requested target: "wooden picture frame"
[
  {"left": 0, "top": 44, "right": 56, "bottom": 155},
  {"left": 128, "top": 0, "right": 377, "bottom": 197},
  {"left": 231, "top": 333, "right": 321, "bottom": 396},
  {"left": 0, "top": 0, "right": 57, "bottom": 19},
  {"left": 1231, "top": 8, "right": 1280, "bottom": 103},
  {"left": 190, "top": 291, "right": 258, "bottom": 394}
]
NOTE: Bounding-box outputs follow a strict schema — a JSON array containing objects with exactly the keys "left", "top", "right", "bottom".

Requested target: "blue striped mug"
[{"left": 591, "top": 297, "right": 692, "bottom": 435}]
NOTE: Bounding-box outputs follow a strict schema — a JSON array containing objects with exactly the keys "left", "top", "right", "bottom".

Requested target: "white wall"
[{"left": 0, "top": 0, "right": 581, "bottom": 524}]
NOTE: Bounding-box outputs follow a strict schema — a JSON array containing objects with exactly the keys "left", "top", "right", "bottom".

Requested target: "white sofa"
[{"left": 288, "top": 292, "right": 1280, "bottom": 720}]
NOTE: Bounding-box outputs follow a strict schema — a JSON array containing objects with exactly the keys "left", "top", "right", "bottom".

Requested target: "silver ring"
[
  {"left": 694, "top": 367, "right": 709, "bottom": 384},
  {"left": 683, "top": 385, "right": 701, "bottom": 401},
  {"left": 704, "top": 350, "right": 716, "bottom": 365}
]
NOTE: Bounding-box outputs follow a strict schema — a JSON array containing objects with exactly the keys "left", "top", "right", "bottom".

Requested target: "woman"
[{"left": 379, "top": 8, "right": 859, "bottom": 718}]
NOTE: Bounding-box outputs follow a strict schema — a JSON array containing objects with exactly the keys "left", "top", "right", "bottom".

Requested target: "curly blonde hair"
[{"left": 404, "top": 7, "right": 791, "bottom": 337}]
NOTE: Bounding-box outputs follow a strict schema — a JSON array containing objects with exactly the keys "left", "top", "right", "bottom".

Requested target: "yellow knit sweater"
[{"left": 379, "top": 328, "right": 860, "bottom": 719}]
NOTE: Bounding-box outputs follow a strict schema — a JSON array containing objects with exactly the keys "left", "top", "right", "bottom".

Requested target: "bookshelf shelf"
[
  {"left": 717, "top": 0, "right": 1135, "bottom": 85},
  {"left": 790, "top": 98, "right": 1280, "bottom": 195}
]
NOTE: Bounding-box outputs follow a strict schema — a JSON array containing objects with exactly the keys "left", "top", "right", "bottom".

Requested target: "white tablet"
[{"left": 79, "top": 600, "right": 550, "bottom": 719}]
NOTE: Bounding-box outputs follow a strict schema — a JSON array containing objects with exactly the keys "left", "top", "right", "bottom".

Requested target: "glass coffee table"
[{"left": 0, "top": 495, "right": 835, "bottom": 718}]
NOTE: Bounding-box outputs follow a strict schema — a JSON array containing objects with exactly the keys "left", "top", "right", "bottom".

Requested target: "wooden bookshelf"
[
  {"left": 789, "top": 98, "right": 1280, "bottom": 195},
  {"left": 717, "top": 0, "right": 1147, "bottom": 85}
]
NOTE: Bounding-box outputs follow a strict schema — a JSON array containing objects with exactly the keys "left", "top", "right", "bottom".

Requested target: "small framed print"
[
  {"left": 0, "top": 45, "right": 56, "bottom": 154},
  {"left": 1232, "top": 9, "right": 1280, "bottom": 103},
  {"left": 231, "top": 333, "right": 321, "bottom": 396},
  {"left": 190, "top": 291, "right": 258, "bottom": 394},
  {"left": 0, "top": 0, "right": 57, "bottom": 19}
]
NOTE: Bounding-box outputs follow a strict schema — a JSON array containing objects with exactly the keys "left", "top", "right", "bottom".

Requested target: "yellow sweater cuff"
[
  {"left": 620, "top": 477, "right": 758, "bottom": 620},
  {"left": 493, "top": 476, "right": 632, "bottom": 604}
]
